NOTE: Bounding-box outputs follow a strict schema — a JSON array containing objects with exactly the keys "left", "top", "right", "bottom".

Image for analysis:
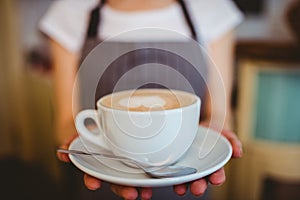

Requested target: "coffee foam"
[
  {"left": 100, "top": 89, "right": 195, "bottom": 111},
  {"left": 119, "top": 96, "right": 166, "bottom": 109}
]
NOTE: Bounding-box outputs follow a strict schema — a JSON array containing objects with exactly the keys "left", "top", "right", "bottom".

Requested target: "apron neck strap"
[
  {"left": 86, "top": 0, "right": 106, "bottom": 38},
  {"left": 177, "top": 0, "right": 197, "bottom": 40},
  {"left": 86, "top": 0, "right": 198, "bottom": 41}
]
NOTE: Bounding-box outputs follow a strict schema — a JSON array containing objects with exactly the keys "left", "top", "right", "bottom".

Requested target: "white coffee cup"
[{"left": 75, "top": 89, "right": 200, "bottom": 166}]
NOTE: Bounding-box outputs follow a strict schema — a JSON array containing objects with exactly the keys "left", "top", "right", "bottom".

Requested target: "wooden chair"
[{"left": 230, "top": 47, "right": 300, "bottom": 200}]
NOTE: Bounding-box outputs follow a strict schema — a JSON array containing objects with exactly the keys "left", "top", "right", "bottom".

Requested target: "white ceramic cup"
[{"left": 75, "top": 89, "right": 200, "bottom": 166}]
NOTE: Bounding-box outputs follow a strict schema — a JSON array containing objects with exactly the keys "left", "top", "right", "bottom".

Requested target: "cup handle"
[{"left": 75, "top": 109, "right": 110, "bottom": 151}]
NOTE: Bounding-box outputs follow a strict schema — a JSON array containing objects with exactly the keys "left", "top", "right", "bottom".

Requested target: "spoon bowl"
[{"left": 57, "top": 148, "right": 197, "bottom": 178}]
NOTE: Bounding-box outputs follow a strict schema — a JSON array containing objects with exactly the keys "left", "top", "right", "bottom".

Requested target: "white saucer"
[{"left": 69, "top": 126, "right": 232, "bottom": 187}]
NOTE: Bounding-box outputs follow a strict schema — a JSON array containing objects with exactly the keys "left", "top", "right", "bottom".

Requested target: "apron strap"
[
  {"left": 177, "top": 0, "right": 198, "bottom": 40},
  {"left": 86, "top": 0, "right": 106, "bottom": 38},
  {"left": 86, "top": 0, "right": 198, "bottom": 41}
]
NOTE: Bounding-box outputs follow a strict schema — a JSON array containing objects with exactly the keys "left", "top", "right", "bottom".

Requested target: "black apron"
[
  {"left": 78, "top": 0, "right": 208, "bottom": 120},
  {"left": 77, "top": 0, "right": 209, "bottom": 199}
]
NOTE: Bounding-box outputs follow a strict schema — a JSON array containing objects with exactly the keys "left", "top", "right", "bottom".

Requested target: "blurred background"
[{"left": 0, "top": 0, "right": 299, "bottom": 199}]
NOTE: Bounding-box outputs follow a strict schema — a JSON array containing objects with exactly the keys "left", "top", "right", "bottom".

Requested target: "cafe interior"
[{"left": 0, "top": 0, "right": 299, "bottom": 199}]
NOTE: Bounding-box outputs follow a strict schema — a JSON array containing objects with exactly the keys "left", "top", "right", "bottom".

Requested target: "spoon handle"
[
  {"left": 57, "top": 148, "right": 141, "bottom": 166},
  {"left": 58, "top": 148, "right": 129, "bottom": 160}
]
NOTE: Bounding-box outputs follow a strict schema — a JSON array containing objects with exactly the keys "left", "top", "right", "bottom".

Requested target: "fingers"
[
  {"left": 221, "top": 129, "right": 243, "bottom": 158},
  {"left": 140, "top": 187, "right": 153, "bottom": 200},
  {"left": 57, "top": 142, "right": 71, "bottom": 162},
  {"left": 57, "top": 134, "right": 78, "bottom": 162},
  {"left": 174, "top": 179, "right": 208, "bottom": 197},
  {"left": 190, "top": 179, "right": 208, "bottom": 197},
  {"left": 84, "top": 174, "right": 101, "bottom": 190},
  {"left": 84, "top": 174, "right": 152, "bottom": 200},
  {"left": 174, "top": 168, "right": 225, "bottom": 197},
  {"left": 208, "top": 167, "right": 226, "bottom": 186},
  {"left": 57, "top": 150, "right": 71, "bottom": 162},
  {"left": 110, "top": 185, "right": 152, "bottom": 200},
  {"left": 200, "top": 122, "right": 243, "bottom": 158},
  {"left": 173, "top": 184, "right": 188, "bottom": 196},
  {"left": 110, "top": 184, "right": 139, "bottom": 200}
]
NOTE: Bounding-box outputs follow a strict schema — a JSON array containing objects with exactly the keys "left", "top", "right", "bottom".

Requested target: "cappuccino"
[
  {"left": 76, "top": 89, "right": 200, "bottom": 166},
  {"left": 100, "top": 89, "right": 195, "bottom": 111}
]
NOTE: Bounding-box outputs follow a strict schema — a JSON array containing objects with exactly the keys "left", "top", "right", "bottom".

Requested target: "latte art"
[
  {"left": 119, "top": 96, "right": 166, "bottom": 109},
  {"left": 100, "top": 89, "right": 195, "bottom": 111}
]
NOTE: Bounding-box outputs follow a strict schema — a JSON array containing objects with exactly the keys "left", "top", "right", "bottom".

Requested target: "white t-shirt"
[{"left": 39, "top": 0, "right": 243, "bottom": 53}]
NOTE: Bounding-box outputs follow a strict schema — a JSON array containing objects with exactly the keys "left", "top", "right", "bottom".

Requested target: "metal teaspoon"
[{"left": 57, "top": 148, "right": 197, "bottom": 178}]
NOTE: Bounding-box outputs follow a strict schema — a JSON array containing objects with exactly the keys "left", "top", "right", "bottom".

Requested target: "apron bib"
[{"left": 78, "top": 0, "right": 208, "bottom": 121}]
